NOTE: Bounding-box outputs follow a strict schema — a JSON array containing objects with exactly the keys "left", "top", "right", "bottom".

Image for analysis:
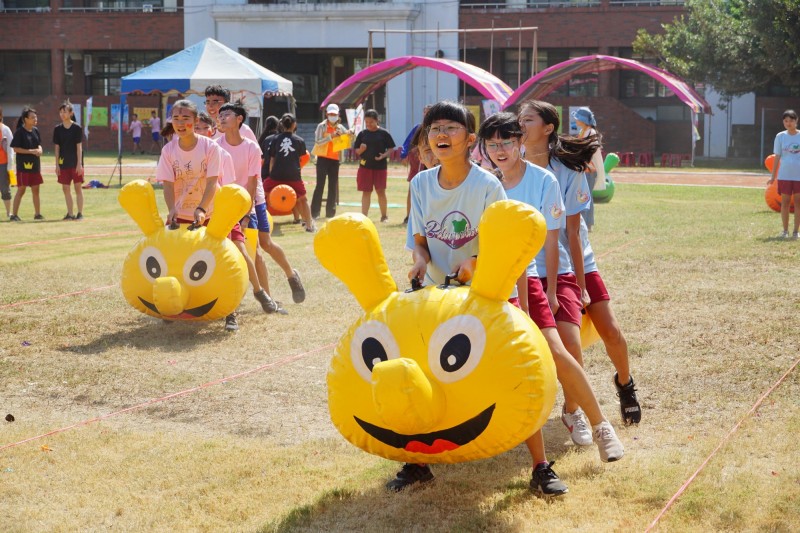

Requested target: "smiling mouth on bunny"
[
  {"left": 138, "top": 297, "right": 217, "bottom": 319},
  {"left": 354, "top": 404, "right": 495, "bottom": 454}
]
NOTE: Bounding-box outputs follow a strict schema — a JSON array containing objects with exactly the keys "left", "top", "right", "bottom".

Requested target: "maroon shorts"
[
  {"left": 526, "top": 276, "right": 558, "bottom": 329},
  {"left": 357, "top": 167, "right": 388, "bottom": 192},
  {"left": 777, "top": 179, "right": 800, "bottom": 195},
  {"left": 585, "top": 270, "right": 610, "bottom": 306},
  {"left": 540, "top": 273, "right": 583, "bottom": 327},
  {"left": 263, "top": 177, "right": 307, "bottom": 199},
  {"left": 57, "top": 168, "right": 84, "bottom": 185},
  {"left": 227, "top": 222, "right": 245, "bottom": 243},
  {"left": 17, "top": 171, "right": 43, "bottom": 187}
]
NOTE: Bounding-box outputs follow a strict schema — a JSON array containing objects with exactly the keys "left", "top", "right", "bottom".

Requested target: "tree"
[{"left": 633, "top": 0, "right": 800, "bottom": 96}]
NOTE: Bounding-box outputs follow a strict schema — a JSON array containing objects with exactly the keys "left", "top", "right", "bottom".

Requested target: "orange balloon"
[
  {"left": 765, "top": 180, "right": 795, "bottom": 213},
  {"left": 765, "top": 154, "right": 775, "bottom": 173},
  {"left": 268, "top": 184, "right": 297, "bottom": 216}
]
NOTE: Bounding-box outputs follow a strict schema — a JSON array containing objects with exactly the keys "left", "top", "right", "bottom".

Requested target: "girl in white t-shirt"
[{"left": 156, "top": 100, "right": 221, "bottom": 227}]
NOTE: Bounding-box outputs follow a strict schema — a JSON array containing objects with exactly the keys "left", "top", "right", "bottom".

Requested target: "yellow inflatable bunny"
[
  {"left": 315, "top": 200, "right": 557, "bottom": 464},
  {"left": 119, "top": 179, "right": 251, "bottom": 321}
]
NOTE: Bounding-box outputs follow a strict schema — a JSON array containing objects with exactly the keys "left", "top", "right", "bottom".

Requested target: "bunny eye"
[
  {"left": 139, "top": 247, "right": 167, "bottom": 280},
  {"left": 428, "top": 315, "right": 486, "bottom": 383},
  {"left": 183, "top": 250, "right": 216, "bottom": 286},
  {"left": 350, "top": 321, "right": 401, "bottom": 382}
]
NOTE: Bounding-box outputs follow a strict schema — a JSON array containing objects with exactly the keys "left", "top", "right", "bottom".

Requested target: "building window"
[
  {"left": 0, "top": 51, "right": 51, "bottom": 97},
  {"left": 86, "top": 51, "right": 171, "bottom": 96},
  {"left": 1, "top": 0, "right": 49, "bottom": 9}
]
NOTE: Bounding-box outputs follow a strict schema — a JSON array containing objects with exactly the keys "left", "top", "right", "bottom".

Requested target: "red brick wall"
[{"left": 0, "top": 10, "right": 183, "bottom": 151}]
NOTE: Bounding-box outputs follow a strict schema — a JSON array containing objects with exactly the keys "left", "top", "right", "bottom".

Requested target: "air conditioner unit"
[
  {"left": 83, "top": 54, "right": 93, "bottom": 75},
  {"left": 142, "top": 4, "right": 153, "bottom": 12}
]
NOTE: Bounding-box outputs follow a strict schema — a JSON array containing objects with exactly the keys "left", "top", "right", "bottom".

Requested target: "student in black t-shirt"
[
  {"left": 53, "top": 101, "right": 85, "bottom": 220},
  {"left": 353, "top": 109, "right": 395, "bottom": 222},
  {"left": 267, "top": 113, "right": 315, "bottom": 232},
  {"left": 9, "top": 107, "right": 44, "bottom": 221}
]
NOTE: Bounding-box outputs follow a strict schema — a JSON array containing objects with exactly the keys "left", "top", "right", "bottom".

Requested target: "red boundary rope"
[
  {"left": 645, "top": 356, "right": 800, "bottom": 531},
  {"left": 0, "top": 343, "right": 336, "bottom": 452}
]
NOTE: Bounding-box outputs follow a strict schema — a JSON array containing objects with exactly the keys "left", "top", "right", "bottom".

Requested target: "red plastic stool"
[{"left": 620, "top": 152, "right": 635, "bottom": 167}]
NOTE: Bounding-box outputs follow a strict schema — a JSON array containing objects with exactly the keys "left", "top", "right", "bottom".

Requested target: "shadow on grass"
[
  {"left": 261, "top": 419, "right": 592, "bottom": 532},
  {"left": 58, "top": 316, "right": 235, "bottom": 355}
]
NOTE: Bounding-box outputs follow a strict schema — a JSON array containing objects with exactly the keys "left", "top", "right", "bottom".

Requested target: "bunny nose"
[
  {"left": 152, "top": 277, "right": 188, "bottom": 316},
  {"left": 372, "top": 358, "right": 444, "bottom": 434}
]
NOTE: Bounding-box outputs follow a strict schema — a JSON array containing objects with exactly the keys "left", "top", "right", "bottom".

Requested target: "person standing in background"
[
  {"left": 572, "top": 107, "right": 604, "bottom": 232},
  {"left": 353, "top": 109, "right": 395, "bottom": 222},
  {"left": 53, "top": 101, "right": 85, "bottom": 220},
  {"left": 9, "top": 107, "right": 44, "bottom": 221},
  {"left": 767, "top": 109, "right": 800, "bottom": 239},
  {"left": 0, "top": 106, "right": 14, "bottom": 218},
  {"left": 310, "top": 103, "right": 349, "bottom": 220},
  {"left": 129, "top": 113, "right": 143, "bottom": 154},
  {"left": 148, "top": 110, "right": 162, "bottom": 154}
]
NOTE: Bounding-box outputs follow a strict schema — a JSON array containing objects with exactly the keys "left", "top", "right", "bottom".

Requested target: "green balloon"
[{"left": 592, "top": 175, "right": 615, "bottom": 203}]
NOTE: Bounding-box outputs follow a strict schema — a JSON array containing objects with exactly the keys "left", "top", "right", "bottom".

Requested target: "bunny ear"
[
  {"left": 314, "top": 213, "right": 397, "bottom": 311},
  {"left": 118, "top": 180, "right": 163, "bottom": 236},
  {"left": 470, "top": 200, "right": 546, "bottom": 301},
  {"left": 206, "top": 184, "right": 252, "bottom": 240}
]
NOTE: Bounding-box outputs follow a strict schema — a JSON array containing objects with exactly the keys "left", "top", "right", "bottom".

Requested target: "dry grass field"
[{"left": 1, "top": 158, "right": 798, "bottom": 532}]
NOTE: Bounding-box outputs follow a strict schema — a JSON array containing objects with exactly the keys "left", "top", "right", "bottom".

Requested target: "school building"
[{"left": 0, "top": 0, "right": 797, "bottom": 163}]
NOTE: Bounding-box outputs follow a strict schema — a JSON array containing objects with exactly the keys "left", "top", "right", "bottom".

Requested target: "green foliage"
[{"left": 633, "top": 0, "right": 800, "bottom": 96}]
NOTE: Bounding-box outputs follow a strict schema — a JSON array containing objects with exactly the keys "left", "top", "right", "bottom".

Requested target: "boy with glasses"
[{"left": 204, "top": 85, "right": 258, "bottom": 143}]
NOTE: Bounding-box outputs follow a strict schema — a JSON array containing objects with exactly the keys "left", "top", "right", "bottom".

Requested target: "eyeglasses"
[
  {"left": 427, "top": 125, "right": 465, "bottom": 136},
  {"left": 204, "top": 99, "right": 225, "bottom": 106},
  {"left": 218, "top": 111, "right": 235, "bottom": 119},
  {"left": 484, "top": 140, "right": 516, "bottom": 152}
]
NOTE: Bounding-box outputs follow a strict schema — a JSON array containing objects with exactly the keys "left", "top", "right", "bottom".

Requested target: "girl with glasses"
[{"left": 477, "top": 112, "right": 625, "bottom": 495}]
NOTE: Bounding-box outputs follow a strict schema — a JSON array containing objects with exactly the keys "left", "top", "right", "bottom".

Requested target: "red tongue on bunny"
[{"left": 404, "top": 439, "right": 459, "bottom": 454}]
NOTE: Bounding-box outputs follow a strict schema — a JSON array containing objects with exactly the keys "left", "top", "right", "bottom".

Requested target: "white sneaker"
[
  {"left": 561, "top": 407, "right": 593, "bottom": 446},
  {"left": 778, "top": 230, "right": 789, "bottom": 239},
  {"left": 593, "top": 420, "right": 624, "bottom": 462}
]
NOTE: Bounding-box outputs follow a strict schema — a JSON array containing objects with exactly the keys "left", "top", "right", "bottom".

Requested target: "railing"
[
  {"left": 460, "top": 1, "right": 600, "bottom": 9},
  {"left": 248, "top": 0, "right": 389, "bottom": 4},
  {"left": 460, "top": 0, "right": 683, "bottom": 7},
  {"left": 609, "top": 0, "right": 684, "bottom": 5}
]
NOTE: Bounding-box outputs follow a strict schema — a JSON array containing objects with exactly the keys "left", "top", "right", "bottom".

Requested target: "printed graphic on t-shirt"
[
  {"left": 550, "top": 203, "right": 564, "bottom": 219},
  {"left": 425, "top": 210, "right": 477, "bottom": 250},
  {"left": 278, "top": 137, "right": 295, "bottom": 157},
  {"left": 786, "top": 142, "right": 800, "bottom": 155},
  {"left": 576, "top": 187, "right": 590, "bottom": 204}
]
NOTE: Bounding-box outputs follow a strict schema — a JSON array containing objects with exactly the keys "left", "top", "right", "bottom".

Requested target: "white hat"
[{"left": 326, "top": 104, "right": 340, "bottom": 115}]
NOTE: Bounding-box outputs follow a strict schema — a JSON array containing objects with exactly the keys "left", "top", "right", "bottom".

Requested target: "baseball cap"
[{"left": 326, "top": 104, "right": 340, "bottom": 115}]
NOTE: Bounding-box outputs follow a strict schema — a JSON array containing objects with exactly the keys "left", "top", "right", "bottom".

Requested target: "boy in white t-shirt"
[
  {"left": 767, "top": 109, "right": 800, "bottom": 239},
  {"left": 129, "top": 114, "right": 143, "bottom": 154},
  {"left": 204, "top": 85, "right": 258, "bottom": 143},
  {"left": 217, "top": 102, "right": 305, "bottom": 305}
]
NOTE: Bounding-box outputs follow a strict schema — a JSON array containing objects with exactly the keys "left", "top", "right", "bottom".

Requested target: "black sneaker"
[
  {"left": 385, "top": 463, "right": 434, "bottom": 492},
  {"left": 530, "top": 461, "right": 568, "bottom": 496},
  {"left": 63, "top": 213, "right": 75, "bottom": 220},
  {"left": 287, "top": 269, "right": 305, "bottom": 303},
  {"left": 224, "top": 312, "right": 239, "bottom": 332},
  {"left": 614, "top": 373, "right": 642, "bottom": 425},
  {"left": 380, "top": 215, "right": 389, "bottom": 223},
  {"left": 9, "top": 214, "right": 21, "bottom": 222},
  {"left": 254, "top": 290, "right": 279, "bottom": 314},
  {"left": 402, "top": 216, "right": 409, "bottom": 225},
  {"left": 75, "top": 212, "right": 83, "bottom": 220},
  {"left": 33, "top": 214, "right": 44, "bottom": 220}
]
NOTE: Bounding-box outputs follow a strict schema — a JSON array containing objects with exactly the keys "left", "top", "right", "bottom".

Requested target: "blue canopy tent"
[{"left": 111, "top": 38, "right": 293, "bottom": 183}]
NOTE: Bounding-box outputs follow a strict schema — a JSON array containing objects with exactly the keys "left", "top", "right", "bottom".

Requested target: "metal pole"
[
  {"left": 760, "top": 106, "right": 765, "bottom": 164},
  {"left": 532, "top": 29, "right": 537, "bottom": 76},
  {"left": 489, "top": 19, "right": 494, "bottom": 74},
  {"left": 517, "top": 20, "right": 522, "bottom": 88}
]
